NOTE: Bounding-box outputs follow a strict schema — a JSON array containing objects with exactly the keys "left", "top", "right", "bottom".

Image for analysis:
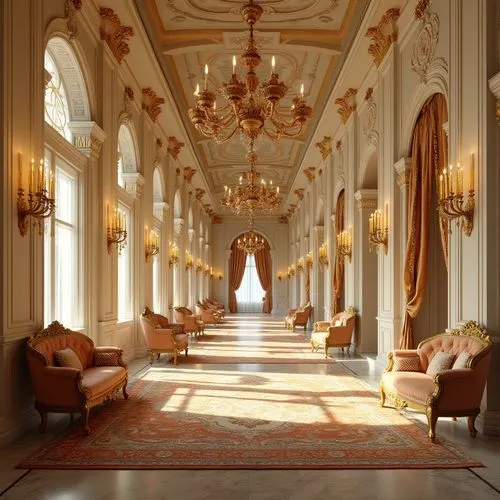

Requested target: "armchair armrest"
[
  {"left": 44, "top": 365, "right": 82, "bottom": 379},
  {"left": 386, "top": 349, "right": 420, "bottom": 372},
  {"left": 432, "top": 368, "right": 479, "bottom": 411},
  {"left": 38, "top": 366, "right": 84, "bottom": 406},
  {"left": 287, "top": 308, "right": 298, "bottom": 315},
  {"left": 94, "top": 346, "right": 125, "bottom": 367},
  {"left": 313, "top": 321, "right": 330, "bottom": 332}
]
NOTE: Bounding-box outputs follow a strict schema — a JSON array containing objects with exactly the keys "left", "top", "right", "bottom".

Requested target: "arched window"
[
  {"left": 44, "top": 50, "right": 72, "bottom": 141},
  {"left": 117, "top": 124, "right": 138, "bottom": 321},
  {"left": 43, "top": 38, "right": 90, "bottom": 329}
]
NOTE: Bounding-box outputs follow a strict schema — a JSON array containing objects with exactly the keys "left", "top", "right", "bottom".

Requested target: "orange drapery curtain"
[
  {"left": 332, "top": 190, "right": 345, "bottom": 315},
  {"left": 255, "top": 240, "right": 273, "bottom": 313},
  {"left": 228, "top": 240, "right": 247, "bottom": 313},
  {"left": 400, "top": 93, "right": 448, "bottom": 349}
]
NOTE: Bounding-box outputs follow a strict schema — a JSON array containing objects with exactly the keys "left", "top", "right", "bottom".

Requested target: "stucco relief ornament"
[
  {"left": 411, "top": 4, "right": 440, "bottom": 84},
  {"left": 363, "top": 88, "right": 378, "bottom": 146},
  {"left": 65, "top": 0, "right": 82, "bottom": 39},
  {"left": 167, "top": 136, "right": 185, "bottom": 160},
  {"left": 294, "top": 188, "right": 305, "bottom": 201}
]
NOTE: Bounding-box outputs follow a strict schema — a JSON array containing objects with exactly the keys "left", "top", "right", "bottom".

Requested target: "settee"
[
  {"left": 380, "top": 321, "right": 492, "bottom": 441},
  {"left": 26, "top": 321, "right": 128, "bottom": 435}
]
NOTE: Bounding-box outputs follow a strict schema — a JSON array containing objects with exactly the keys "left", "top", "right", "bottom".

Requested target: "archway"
[{"left": 401, "top": 93, "right": 448, "bottom": 348}]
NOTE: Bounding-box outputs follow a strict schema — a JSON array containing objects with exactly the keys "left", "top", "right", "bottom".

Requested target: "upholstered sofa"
[
  {"left": 310, "top": 307, "right": 357, "bottom": 356},
  {"left": 139, "top": 307, "right": 189, "bottom": 364},
  {"left": 284, "top": 302, "right": 312, "bottom": 331},
  {"left": 380, "top": 321, "right": 492, "bottom": 441},
  {"left": 26, "top": 321, "right": 128, "bottom": 435}
]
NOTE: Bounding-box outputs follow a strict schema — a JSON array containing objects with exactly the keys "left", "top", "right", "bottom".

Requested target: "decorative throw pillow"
[
  {"left": 54, "top": 347, "right": 83, "bottom": 371},
  {"left": 452, "top": 351, "right": 471, "bottom": 369},
  {"left": 426, "top": 351, "right": 455, "bottom": 377},
  {"left": 334, "top": 320, "right": 342, "bottom": 327},
  {"left": 393, "top": 356, "right": 421, "bottom": 372}
]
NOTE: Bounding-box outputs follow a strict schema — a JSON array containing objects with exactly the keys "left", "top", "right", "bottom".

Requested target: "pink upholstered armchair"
[
  {"left": 195, "top": 303, "right": 222, "bottom": 325},
  {"left": 284, "top": 302, "right": 311, "bottom": 331},
  {"left": 380, "top": 321, "right": 492, "bottom": 441},
  {"left": 311, "top": 307, "right": 357, "bottom": 357},
  {"left": 173, "top": 307, "right": 205, "bottom": 337},
  {"left": 139, "top": 307, "right": 189, "bottom": 364}
]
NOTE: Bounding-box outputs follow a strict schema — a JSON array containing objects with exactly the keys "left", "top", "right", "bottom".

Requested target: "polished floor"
[{"left": 1, "top": 314, "right": 499, "bottom": 499}]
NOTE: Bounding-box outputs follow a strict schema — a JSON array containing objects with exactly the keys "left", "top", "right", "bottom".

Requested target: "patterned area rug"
[
  {"left": 183, "top": 317, "right": 334, "bottom": 364},
  {"left": 18, "top": 364, "right": 481, "bottom": 470}
]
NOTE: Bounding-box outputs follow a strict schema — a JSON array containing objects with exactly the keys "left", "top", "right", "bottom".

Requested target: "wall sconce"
[
  {"left": 369, "top": 204, "right": 388, "bottom": 254},
  {"left": 337, "top": 227, "right": 352, "bottom": 262},
  {"left": 306, "top": 251, "right": 313, "bottom": 270},
  {"left": 168, "top": 242, "right": 179, "bottom": 267},
  {"left": 204, "top": 264, "right": 210, "bottom": 275},
  {"left": 144, "top": 227, "right": 160, "bottom": 262},
  {"left": 438, "top": 155, "right": 475, "bottom": 236},
  {"left": 107, "top": 204, "right": 127, "bottom": 254},
  {"left": 17, "top": 153, "right": 55, "bottom": 236},
  {"left": 287, "top": 264, "right": 296, "bottom": 279},
  {"left": 195, "top": 258, "right": 203, "bottom": 273},
  {"left": 185, "top": 251, "right": 194, "bottom": 270},
  {"left": 319, "top": 243, "right": 329, "bottom": 269},
  {"left": 217, "top": 272, "right": 223, "bottom": 280},
  {"left": 296, "top": 257, "right": 305, "bottom": 273},
  {"left": 210, "top": 266, "right": 214, "bottom": 279},
  {"left": 277, "top": 272, "right": 283, "bottom": 281}
]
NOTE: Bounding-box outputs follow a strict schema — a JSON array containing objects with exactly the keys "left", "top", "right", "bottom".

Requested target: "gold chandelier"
[
  {"left": 221, "top": 146, "right": 282, "bottom": 214},
  {"left": 188, "top": 0, "right": 313, "bottom": 147},
  {"left": 237, "top": 213, "right": 266, "bottom": 255}
]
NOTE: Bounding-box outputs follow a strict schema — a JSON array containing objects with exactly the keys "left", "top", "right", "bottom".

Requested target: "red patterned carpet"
[
  {"left": 18, "top": 363, "right": 481, "bottom": 470},
  {"left": 183, "top": 316, "right": 333, "bottom": 364}
]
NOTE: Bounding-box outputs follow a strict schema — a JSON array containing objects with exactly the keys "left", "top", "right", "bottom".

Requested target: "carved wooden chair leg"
[
  {"left": 81, "top": 406, "right": 91, "bottom": 435},
  {"left": 157, "top": 353, "right": 161, "bottom": 360},
  {"left": 452, "top": 416, "right": 457, "bottom": 421},
  {"left": 150, "top": 353, "right": 154, "bottom": 364},
  {"left": 379, "top": 386, "right": 386, "bottom": 407},
  {"left": 173, "top": 352, "right": 177, "bottom": 365},
  {"left": 426, "top": 408, "right": 438, "bottom": 442},
  {"left": 69, "top": 412, "right": 74, "bottom": 424},
  {"left": 468, "top": 411, "right": 479, "bottom": 438},
  {"left": 37, "top": 408, "right": 48, "bottom": 433},
  {"left": 324, "top": 345, "right": 329, "bottom": 358},
  {"left": 185, "top": 347, "right": 188, "bottom": 356},
  {"left": 122, "top": 383, "right": 129, "bottom": 400}
]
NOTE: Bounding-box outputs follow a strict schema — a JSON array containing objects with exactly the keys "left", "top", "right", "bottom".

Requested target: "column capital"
[
  {"left": 69, "top": 121, "right": 107, "bottom": 158},
  {"left": 354, "top": 189, "right": 377, "bottom": 210},
  {"left": 394, "top": 157, "right": 412, "bottom": 189},
  {"left": 121, "top": 172, "right": 145, "bottom": 199},
  {"left": 173, "top": 217, "right": 184, "bottom": 236}
]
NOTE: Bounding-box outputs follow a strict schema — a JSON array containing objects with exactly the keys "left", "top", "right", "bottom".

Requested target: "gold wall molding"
[
  {"left": 303, "top": 167, "right": 316, "bottom": 183},
  {"left": 141, "top": 87, "right": 165, "bottom": 123},
  {"left": 294, "top": 188, "right": 305, "bottom": 201},
  {"left": 65, "top": 0, "right": 82, "bottom": 39},
  {"left": 366, "top": 8, "right": 400, "bottom": 68},
  {"left": 183, "top": 167, "right": 197, "bottom": 183},
  {"left": 99, "top": 7, "right": 134, "bottom": 64},
  {"left": 335, "top": 88, "right": 357, "bottom": 124},
  {"left": 315, "top": 136, "right": 332, "bottom": 160},
  {"left": 167, "top": 136, "right": 185, "bottom": 160},
  {"left": 195, "top": 188, "right": 206, "bottom": 201},
  {"left": 415, "top": 0, "right": 430, "bottom": 20}
]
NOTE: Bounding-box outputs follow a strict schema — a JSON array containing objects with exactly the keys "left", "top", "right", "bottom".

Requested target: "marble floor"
[{"left": 1, "top": 315, "right": 499, "bottom": 500}]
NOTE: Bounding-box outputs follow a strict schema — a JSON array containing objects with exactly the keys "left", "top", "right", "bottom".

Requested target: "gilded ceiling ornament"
[
  {"left": 65, "top": 0, "right": 82, "bottom": 39},
  {"left": 167, "top": 135, "right": 185, "bottom": 160},
  {"left": 279, "top": 215, "right": 289, "bottom": 223},
  {"left": 295, "top": 188, "right": 305, "bottom": 201},
  {"left": 411, "top": 6, "right": 442, "bottom": 84},
  {"left": 141, "top": 88, "right": 165, "bottom": 123},
  {"left": 303, "top": 167, "right": 316, "bottom": 183},
  {"left": 335, "top": 88, "right": 357, "bottom": 124},
  {"left": 183, "top": 167, "right": 197, "bottom": 183},
  {"left": 99, "top": 8, "right": 134, "bottom": 64},
  {"left": 315, "top": 136, "right": 332, "bottom": 160},
  {"left": 365, "top": 8, "right": 400, "bottom": 67},
  {"left": 336, "top": 140, "right": 342, "bottom": 152}
]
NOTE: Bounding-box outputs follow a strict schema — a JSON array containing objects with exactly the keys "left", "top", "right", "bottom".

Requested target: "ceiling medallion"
[
  {"left": 221, "top": 145, "right": 282, "bottom": 215},
  {"left": 237, "top": 213, "right": 266, "bottom": 255},
  {"left": 188, "top": 0, "right": 313, "bottom": 150}
]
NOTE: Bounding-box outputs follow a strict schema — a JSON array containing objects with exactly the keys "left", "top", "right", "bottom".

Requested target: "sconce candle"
[
  {"left": 107, "top": 204, "right": 127, "bottom": 254},
  {"left": 336, "top": 227, "right": 352, "bottom": 262},
  {"left": 319, "top": 243, "right": 329, "bottom": 270},
  {"left": 368, "top": 204, "right": 388, "bottom": 254},
  {"left": 438, "top": 157, "right": 475, "bottom": 236},
  {"left": 17, "top": 153, "right": 56, "bottom": 236},
  {"left": 145, "top": 227, "right": 160, "bottom": 262}
]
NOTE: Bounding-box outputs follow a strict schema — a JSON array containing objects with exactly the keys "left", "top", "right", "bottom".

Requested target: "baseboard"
[{"left": 0, "top": 405, "right": 39, "bottom": 446}]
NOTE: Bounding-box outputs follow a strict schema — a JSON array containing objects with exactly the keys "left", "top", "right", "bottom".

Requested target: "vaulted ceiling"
[{"left": 134, "top": 0, "right": 370, "bottom": 215}]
